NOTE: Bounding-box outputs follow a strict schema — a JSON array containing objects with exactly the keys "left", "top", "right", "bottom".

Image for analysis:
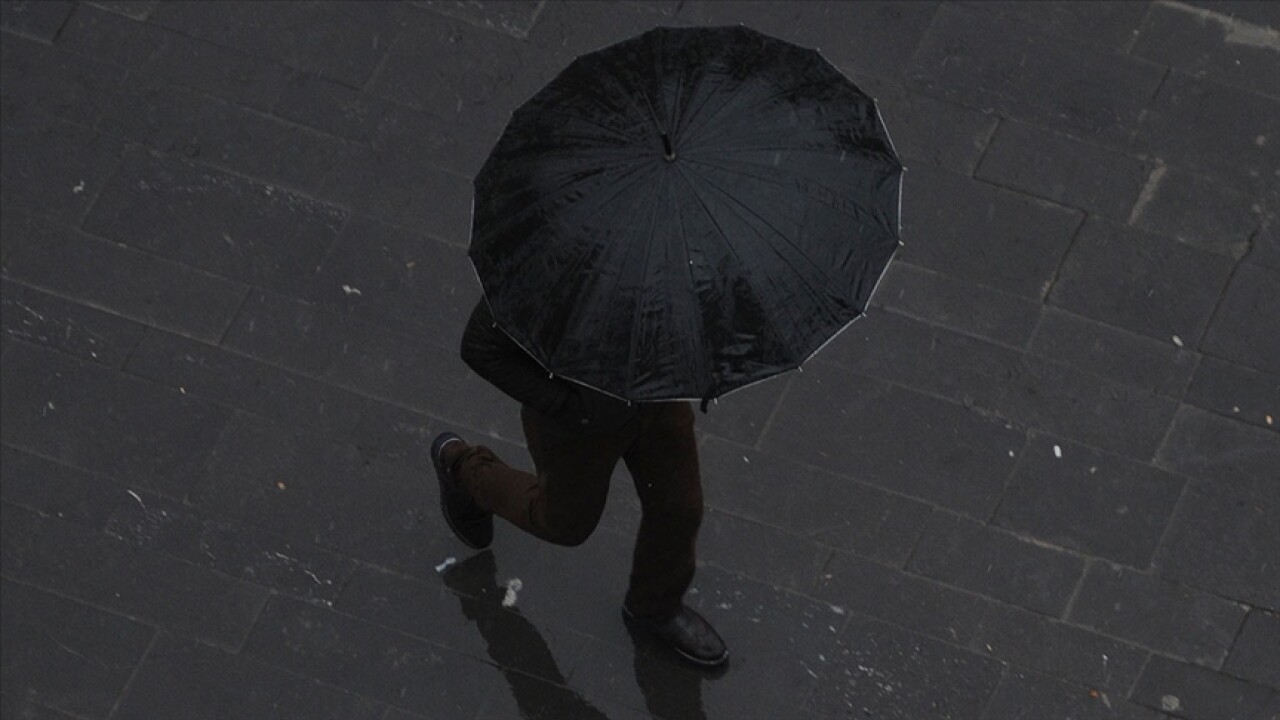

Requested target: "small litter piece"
[
  {"left": 342, "top": 284, "right": 363, "bottom": 296},
  {"left": 1172, "top": 335, "right": 1184, "bottom": 347},
  {"left": 1267, "top": 415, "right": 1274, "bottom": 426},
  {"left": 502, "top": 578, "right": 523, "bottom": 607},
  {"left": 434, "top": 557, "right": 457, "bottom": 573},
  {"left": 1053, "top": 445, "right": 1062, "bottom": 458}
]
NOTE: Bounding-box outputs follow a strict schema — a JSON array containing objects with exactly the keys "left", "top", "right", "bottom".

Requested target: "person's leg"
[
  {"left": 621, "top": 401, "right": 703, "bottom": 619},
  {"left": 448, "top": 406, "right": 635, "bottom": 546}
]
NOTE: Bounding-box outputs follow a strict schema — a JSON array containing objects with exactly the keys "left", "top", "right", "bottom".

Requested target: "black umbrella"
[{"left": 469, "top": 25, "right": 903, "bottom": 407}]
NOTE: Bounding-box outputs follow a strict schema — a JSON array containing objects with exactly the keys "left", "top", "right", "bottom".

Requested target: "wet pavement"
[{"left": 2, "top": 1, "right": 1279, "bottom": 718}]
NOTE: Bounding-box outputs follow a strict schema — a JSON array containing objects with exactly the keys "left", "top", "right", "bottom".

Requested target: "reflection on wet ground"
[{"left": 443, "top": 551, "right": 722, "bottom": 719}]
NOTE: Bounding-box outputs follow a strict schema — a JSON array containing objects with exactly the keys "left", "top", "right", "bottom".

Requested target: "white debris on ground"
[
  {"left": 1053, "top": 445, "right": 1062, "bottom": 458},
  {"left": 1172, "top": 335, "right": 1183, "bottom": 347},
  {"left": 502, "top": 578, "right": 523, "bottom": 607},
  {"left": 342, "top": 284, "right": 363, "bottom": 296},
  {"left": 434, "top": 557, "right": 457, "bottom": 573}
]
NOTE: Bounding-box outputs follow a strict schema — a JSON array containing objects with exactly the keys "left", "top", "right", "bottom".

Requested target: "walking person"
[
  {"left": 432, "top": 23, "right": 902, "bottom": 672},
  {"left": 433, "top": 298, "right": 728, "bottom": 667}
]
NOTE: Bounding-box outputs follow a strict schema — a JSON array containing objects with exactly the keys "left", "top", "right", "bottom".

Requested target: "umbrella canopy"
[{"left": 469, "top": 25, "right": 903, "bottom": 405}]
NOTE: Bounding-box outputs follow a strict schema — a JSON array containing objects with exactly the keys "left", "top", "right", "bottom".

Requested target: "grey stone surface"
[
  {"left": 83, "top": 152, "right": 348, "bottom": 294},
  {"left": 1224, "top": 610, "right": 1280, "bottom": 689},
  {"left": 1131, "top": 655, "right": 1280, "bottom": 720},
  {"left": 700, "top": 436, "right": 931, "bottom": 566},
  {"left": 910, "top": 511, "right": 1085, "bottom": 616},
  {"left": 2, "top": 503, "right": 268, "bottom": 650},
  {"left": 760, "top": 360, "right": 1023, "bottom": 516},
  {"left": 807, "top": 615, "right": 1005, "bottom": 719},
  {"left": 1132, "top": 71, "right": 1280, "bottom": 196},
  {"left": 1069, "top": 563, "right": 1248, "bottom": 667},
  {"left": 972, "top": 602, "right": 1150, "bottom": 694},
  {"left": 871, "top": 261, "right": 1042, "bottom": 347},
  {"left": 848, "top": 72, "right": 999, "bottom": 176},
  {"left": 0, "top": 577, "right": 153, "bottom": 719},
  {"left": 1132, "top": 1, "right": 1280, "bottom": 100},
  {"left": 0, "top": 33, "right": 124, "bottom": 125},
  {"left": 897, "top": 163, "right": 1083, "bottom": 299},
  {"left": 960, "top": 1, "right": 1151, "bottom": 52},
  {"left": 976, "top": 118, "right": 1150, "bottom": 221},
  {"left": 1049, "top": 218, "right": 1236, "bottom": 346},
  {"left": 97, "top": 82, "right": 348, "bottom": 196},
  {"left": 814, "top": 550, "right": 991, "bottom": 645},
  {"left": 123, "top": 329, "right": 372, "bottom": 440},
  {"left": 822, "top": 310, "right": 1179, "bottom": 459},
  {"left": 303, "top": 214, "right": 474, "bottom": 339},
  {"left": 1028, "top": 307, "right": 1199, "bottom": 398},
  {"left": 1129, "top": 165, "right": 1263, "bottom": 260},
  {"left": 1, "top": 343, "right": 234, "bottom": 501},
  {"left": 112, "top": 634, "right": 385, "bottom": 720},
  {"left": 1185, "top": 356, "right": 1280, "bottom": 431},
  {"left": 1, "top": 212, "right": 249, "bottom": 343},
  {"left": 906, "top": 3, "right": 1166, "bottom": 143},
  {"left": 994, "top": 434, "right": 1185, "bottom": 568},
  {"left": 0, "top": 106, "right": 128, "bottom": 225},
  {"left": 83, "top": 1, "right": 160, "bottom": 21},
  {"left": 1154, "top": 412, "right": 1280, "bottom": 610},
  {"left": 980, "top": 668, "right": 1165, "bottom": 720},
  {"left": 1202, "top": 263, "right": 1280, "bottom": 375},
  {"left": 1, "top": 279, "right": 146, "bottom": 368},
  {"left": 241, "top": 595, "right": 501, "bottom": 717},
  {"left": 148, "top": 0, "right": 395, "bottom": 87},
  {"left": 0, "top": 1, "right": 75, "bottom": 43}
]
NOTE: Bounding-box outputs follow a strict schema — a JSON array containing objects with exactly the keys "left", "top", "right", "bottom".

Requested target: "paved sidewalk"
[{"left": 2, "top": 1, "right": 1278, "bottom": 718}]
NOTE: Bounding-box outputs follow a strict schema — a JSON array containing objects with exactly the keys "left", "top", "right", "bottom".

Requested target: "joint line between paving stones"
[
  {"left": 1142, "top": 464, "right": 1191, "bottom": 578},
  {"left": 74, "top": 141, "right": 135, "bottom": 233},
  {"left": 1058, "top": 557, "right": 1093, "bottom": 622},
  {"left": 1123, "top": 1, "right": 1157, "bottom": 55},
  {"left": 104, "top": 625, "right": 160, "bottom": 720},
  {"left": 969, "top": 115, "right": 1003, "bottom": 178},
  {"left": 751, "top": 372, "right": 795, "bottom": 451},
  {"left": 1219, "top": 605, "right": 1254, "bottom": 673},
  {"left": 215, "top": 287, "right": 256, "bottom": 347},
  {"left": 1038, "top": 210, "right": 1089, "bottom": 303},
  {"left": 982, "top": 429, "right": 1035, "bottom": 524},
  {"left": 116, "top": 324, "right": 151, "bottom": 372},
  {"left": 1196, "top": 250, "right": 1250, "bottom": 357}
]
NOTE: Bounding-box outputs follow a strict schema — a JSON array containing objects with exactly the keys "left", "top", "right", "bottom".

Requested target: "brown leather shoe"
[{"left": 623, "top": 604, "right": 729, "bottom": 667}]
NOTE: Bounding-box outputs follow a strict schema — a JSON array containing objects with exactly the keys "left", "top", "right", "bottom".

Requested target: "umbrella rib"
[
  {"left": 673, "top": 165, "right": 796, "bottom": 373},
  {"left": 682, "top": 77, "right": 837, "bottom": 149},
  {"left": 670, "top": 168, "right": 712, "bottom": 394},
  {"left": 484, "top": 157, "right": 649, "bottom": 241},
  {"left": 624, "top": 166, "right": 668, "bottom": 395},
  {"left": 683, "top": 162, "right": 847, "bottom": 334},
  {"left": 536, "top": 108, "right": 644, "bottom": 145},
  {"left": 542, "top": 163, "right": 663, "bottom": 370},
  {"left": 682, "top": 154, "right": 892, "bottom": 226}
]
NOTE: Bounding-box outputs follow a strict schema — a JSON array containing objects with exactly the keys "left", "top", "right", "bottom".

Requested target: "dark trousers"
[{"left": 453, "top": 401, "right": 702, "bottom": 620}]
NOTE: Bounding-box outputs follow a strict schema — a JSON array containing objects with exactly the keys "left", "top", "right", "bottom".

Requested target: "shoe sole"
[
  {"left": 432, "top": 434, "right": 491, "bottom": 550},
  {"left": 621, "top": 606, "right": 730, "bottom": 668}
]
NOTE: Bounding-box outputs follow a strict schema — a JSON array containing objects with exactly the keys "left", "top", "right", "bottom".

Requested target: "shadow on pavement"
[
  {"left": 443, "top": 551, "right": 609, "bottom": 719},
  {"left": 443, "top": 551, "right": 724, "bottom": 719}
]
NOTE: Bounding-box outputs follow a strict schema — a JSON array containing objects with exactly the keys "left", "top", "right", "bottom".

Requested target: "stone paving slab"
[{"left": 2, "top": 1, "right": 1278, "bottom": 718}]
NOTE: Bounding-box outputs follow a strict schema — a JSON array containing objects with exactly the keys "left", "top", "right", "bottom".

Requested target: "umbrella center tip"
[{"left": 661, "top": 133, "right": 676, "bottom": 162}]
